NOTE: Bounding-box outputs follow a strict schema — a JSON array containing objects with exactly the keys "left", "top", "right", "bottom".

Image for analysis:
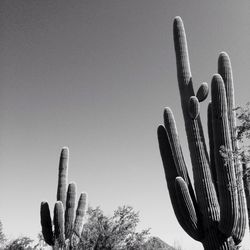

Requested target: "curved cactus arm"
[
  {"left": 175, "top": 177, "right": 203, "bottom": 241},
  {"left": 57, "top": 147, "right": 69, "bottom": 208},
  {"left": 211, "top": 74, "right": 238, "bottom": 236},
  {"left": 163, "top": 107, "right": 195, "bottom": 199},
  {"left": 65, "top": 182, "right": 77, "bottom": 239},
  {"left": 157, "top": 125, "right": 203, "bottom": 241},
  {"left": 40, "top": 202, "right": 54, "bottom": 246},
  {"left": 233, "top": 180, "right": 247, "bottom": 244},
  {"left": 243, "top": 161, "right": 250, "bottom": 222},
  {"left": 54, "top": 201, "right": 65, "bottom": 247}
]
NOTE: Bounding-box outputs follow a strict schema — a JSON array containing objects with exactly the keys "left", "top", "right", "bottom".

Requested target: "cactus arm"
[
  {"left": 187, "top": 97, "right": 220, "bottom": 229},
  {"left": 65, "top": 182, "right": 77, "bottom": 239},
  {"left": 73, "top": 192, "right": 88, "bottom": 237},
  {"left": 207, "top": 103, "right": 218, "bottom": 195},
  {"left": 218, "top": 52, "right": 236, "bottom": 145},
  {"left": 157, "top": 125, "right": 203, "bottom": 240},
  {"left": 211, "top": 74, "right": 238, "bottom": 236},
  {"left": 233, "top": 178, "right": 247, "bottom": 244},
  {"left": 40, "top": 202, "right": 54, "bottom": 246},
  {"left": 218, "top": 52, "right": 247, "bottom": 243},
  {"left": 54, "top": 201, "right": 65, "bottom": 247},
  {"left": 163, "top": 108, "right": 195, "bottom": 199},
  {"left": 188, "top": 96, "right": 200, "bottom": 119},
  {"left": 233, "top": 160, "right": 247, "bottom": 242},
  {"left": 175, "top": 177, "right": 203, "bottom": 241},
  {"left": 163, "top": 107, "right": 188, "bottom": 181},
  {"left": 157, "top": 125, "right": 187, "bottom": 232},
  {"left": 196, "top": 82, "right": 209, "bottom": 103},
  {"left": 243, "top": 161, "right": 250, "bottom": 225},
  {"left": 57, "top": 147, "right": 69, "bottom": 209},
  {"left": 71, "top": 192, "right": 88, "bottom": 247}
]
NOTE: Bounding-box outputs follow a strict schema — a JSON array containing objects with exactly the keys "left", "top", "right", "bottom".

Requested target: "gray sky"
[{"left": 0, "top": 1, "right": 249, "bottom": 249}]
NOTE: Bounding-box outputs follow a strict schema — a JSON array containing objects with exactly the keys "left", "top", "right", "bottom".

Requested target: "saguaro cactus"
[
  {"left": 40, "top": 147, "right": 88, "bottom": 249},
  {"left": 157, "top": 17, "right": 249, "bottom": 249}
]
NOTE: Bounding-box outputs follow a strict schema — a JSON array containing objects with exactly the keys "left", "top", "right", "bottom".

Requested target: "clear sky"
[{"left": 0, "top": 1, "right": 249, "bottom": 249}]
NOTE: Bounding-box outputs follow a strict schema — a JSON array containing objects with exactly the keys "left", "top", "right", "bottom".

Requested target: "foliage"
[
  {"left": 77, "top": 205, "right": 150, "bottom": 250},
  {"left": 32, "top": 233, "right": 48, "bottom": 250},
  {"left": 5, "top": 237, "right": 34, "bottom": 250},
  {"left": 220, "top": 102, "right": 250, "bottom": 167},
  {"left": 224, "top": 103, "right": 250, "bottom": 229},
  {"left": 0, "top": 220, "right": 6, "bottom": 247},
  {"left": 235, "top": 103, "right": 250, "bottom": 142},
  {"left": 234, "top": 103, "right": 250, "bottom": 165}
]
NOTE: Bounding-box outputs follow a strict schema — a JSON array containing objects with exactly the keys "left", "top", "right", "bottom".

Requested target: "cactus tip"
[
  {"left": 61, "top": 147, "right": 69, "bottom": 158},
  {"left": 196, "top": 82, "right": 209, "bottom": 102},
  {"left": 219, "top": 51, "right": 229, "bottom": 59},
  {"left": 218, "top": 52, "right": 231, "bottom": 70},
  {"left": 164, "top": 107, "right": 173, "bottom": 116},
  {"left": 175, "top": 176, "right": 183, "bottom": 182},
  {"left": 55, "top": 200, "right": 64, "bottom": 206},
  {"left": 212, "top": 73, "right": 223, "bottom": 83},
  {"left": 175, "top": 176, "right": 186, "bottom": 187},
  {"left": 174, "top": 16, "right": 183, "bottom": 23},
  {"left": 173, "top": 16, "right": 184, "bottom": 31},
  {"left": 68, "top": 182, "right": 77, "bottom": 191},
  {"left": 188, "top": 96, "right": 200, "bottom": 119},
  {"left": 163, "top": 107, "right": 175, "bottom": 125},
  {"left": 157, "top": 125, "right": 166, "bottom": 135},
  {"left": 80, "top": 192, "right": 88, "bottom": 200}
]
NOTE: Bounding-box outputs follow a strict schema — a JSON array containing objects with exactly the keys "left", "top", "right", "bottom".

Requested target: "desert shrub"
[{"left": 77, "top": 205, "right": 150, "bottom": 250}]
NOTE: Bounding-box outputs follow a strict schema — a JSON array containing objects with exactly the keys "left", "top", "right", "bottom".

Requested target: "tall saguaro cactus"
[
  {"left": 157, "top": 17, "right": 249, "bottom": 249},
  {"left": 40, "top": 147, "right": 88, "bottom": 249}
]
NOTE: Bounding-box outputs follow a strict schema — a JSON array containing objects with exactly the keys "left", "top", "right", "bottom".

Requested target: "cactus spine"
[
  {"left": 158, "top": 17, "right": 249, "bottom": 249},
  {"left": 40, "top": 147, "right": 88, "bottom": 249}
]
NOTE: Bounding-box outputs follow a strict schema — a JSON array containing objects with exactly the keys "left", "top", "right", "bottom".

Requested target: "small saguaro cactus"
[
  {"left": 157, "top": 17, "right": 249, "bottom": 249},
  {"left": 40, "top": 147, "right": 88, "bottom": 249}
]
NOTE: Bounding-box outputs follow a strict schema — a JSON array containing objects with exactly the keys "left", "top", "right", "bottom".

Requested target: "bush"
[{"left": 77, "top": 205, "right": 150, "bottom": 250}]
